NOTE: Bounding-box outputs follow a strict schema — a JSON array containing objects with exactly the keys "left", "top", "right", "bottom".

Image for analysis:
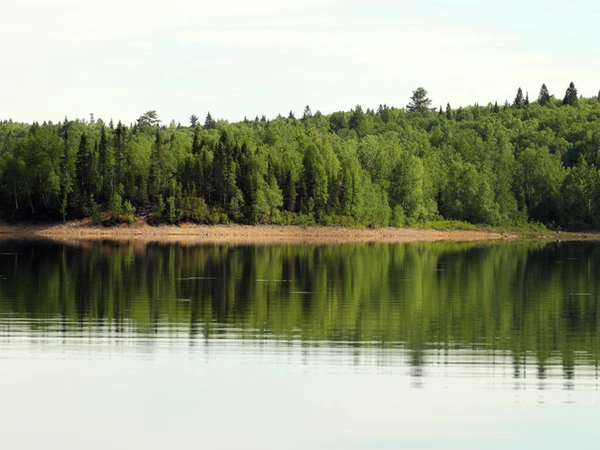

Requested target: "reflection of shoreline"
[
  {"left": 0, "top": 222, "right": 517, "bottom": 245},
  {"left": 1, "top": 239, "right": 599, "bottom": 385}
]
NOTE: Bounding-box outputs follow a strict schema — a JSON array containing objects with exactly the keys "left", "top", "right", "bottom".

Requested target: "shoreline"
[{"left": 0, "top": 220, "right": 525, "bottom": 245}]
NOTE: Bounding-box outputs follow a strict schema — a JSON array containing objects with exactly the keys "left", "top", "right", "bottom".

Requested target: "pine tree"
[
  {"left": 538, "top": 83, "right": 551, "bottom": 106},
  {"left": 563, "top": 82, "right": 578, "bottom": 105},
  {"left": 407, "top": 87, "right": 432, "bottom": 112},
  {"left": 189, "top": 115, "right": 199, "bottom": 127},
  {"left": 524, "top": 91, "right": 530, "bottom": 106},
  {"left": 445, "top": 103, "right": 453, "bottom": 120},
  {"left": 493, "top": 101, "right": 499, "bottom": 113}
]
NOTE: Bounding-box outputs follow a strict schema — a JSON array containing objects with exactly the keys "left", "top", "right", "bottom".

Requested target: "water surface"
[{"left": 1, "top": 240, "right": 599, "bottom": 448}]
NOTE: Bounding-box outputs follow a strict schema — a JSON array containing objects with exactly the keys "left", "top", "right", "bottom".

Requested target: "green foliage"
[
  {"left": 407, "top": 87, "right": 432, "bottom": 112},
  {"left": 90, "top": 195, "right": 102, "bottom": 225},
  {"left": 3, "top": 91, "right": 600, "bottom": 230},
  {"left": 563, "top": 82, "right": 578, "bottom": 106}
]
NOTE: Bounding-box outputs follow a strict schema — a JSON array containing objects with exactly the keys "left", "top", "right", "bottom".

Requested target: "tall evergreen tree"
[
  {"left": 302, "top": 105, "right": 313, "bottom": 122},
  {"left": 113, "top": 121, "right": 125, "bottom": 192},
  {"left": 148, "top": 128, "right": 163, "bottom": 201},
  {"left": 563, "top": 82, "right": 578, "bottom": 105},
  {"left": 445, "top": 103, "right": 453, "bottom": 120},
  {"left": 538, "top": 83, "right": 551, "bottom": 106},
  {"left": 75, "top": 132, "right": 92, "bottom": 205},
  {"left": 204, "top": 112, "right": 216, "bottom": 129},
  {"left": 59, "top": 130, "right": 70, "bottom": 221},
  {"left": 407, "top": 87, "right": 432, "bottom": 112},
  {"left": 98, "top": 125, "right": 111, "bottom": 201},
  {"left": 514, "top": 88, "right": 524, "bottom": 107}
]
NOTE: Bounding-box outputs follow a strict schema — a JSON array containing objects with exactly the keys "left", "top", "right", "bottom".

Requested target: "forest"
[{"left": 1, "top": 82, "right": 600, "bottom": 229}]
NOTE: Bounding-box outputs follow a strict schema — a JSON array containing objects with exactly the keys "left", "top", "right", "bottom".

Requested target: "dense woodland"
[{"left": 2, "top": 82, "right": 600, "bottom": 229}]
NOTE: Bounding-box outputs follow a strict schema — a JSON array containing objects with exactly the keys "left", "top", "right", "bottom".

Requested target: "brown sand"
[{"left": 0, "top": 219, "right": 519, "bottom": 245}]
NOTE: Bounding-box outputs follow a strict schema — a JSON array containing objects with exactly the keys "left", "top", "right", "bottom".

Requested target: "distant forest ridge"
[{"left": 1, "top": 82, "right": 600, "bottom": 229}]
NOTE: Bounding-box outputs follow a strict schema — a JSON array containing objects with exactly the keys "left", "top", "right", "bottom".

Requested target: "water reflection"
[{"left": 1, "top": 239, "right": 599, "bottom": 387}]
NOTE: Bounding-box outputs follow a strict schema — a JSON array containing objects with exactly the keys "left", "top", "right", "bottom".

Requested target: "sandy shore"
[{"left": 0, "top": 220, "right": 520, "bottom": 245}]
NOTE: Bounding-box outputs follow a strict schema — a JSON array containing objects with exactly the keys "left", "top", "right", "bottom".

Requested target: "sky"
[{"left": 1, "top": 0, "right": 599, "bottom": 125}]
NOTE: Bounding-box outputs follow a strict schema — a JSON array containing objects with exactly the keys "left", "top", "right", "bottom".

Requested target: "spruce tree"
[
  {"left": 75, "top": 132, "right": 92, "bottom": 204},
  {"left": 98, "top": 125, "right": 110, "bottom": 201},
  {"left": 302, "top": 105, "right": 313, "bottom": 122},
  {"left": 114, "top": 121, "right": 125, "bottom": 192},
  {"left": 514, "top": 88, "right": 524, "bottom": 107},
  {"left": 148, "top": 128, "right": 163, "bottom": 201},
  {"left": 538, "top": 83, "right": 551, "bottom": 106},
  {"left": 60, "top": 131, "right": 69, "bottom": 221},
  {"left": 563, "top": 82, "right": 578, "bottom": 105},
  {"left": 445, "top": 103, "right": 453, "bottom": 120},
  {"left": 204, "top": 112, "right": 215, "bottom": 129}
]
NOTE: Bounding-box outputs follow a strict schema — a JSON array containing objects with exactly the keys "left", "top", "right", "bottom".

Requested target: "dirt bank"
[{"left": 0, "top": 220, "right": 520, "bottom": 245}]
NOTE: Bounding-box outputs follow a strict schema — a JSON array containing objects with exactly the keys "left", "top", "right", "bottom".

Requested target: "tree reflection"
[{"left": 0, "top": 239, "right": 599, "bottom": 383}]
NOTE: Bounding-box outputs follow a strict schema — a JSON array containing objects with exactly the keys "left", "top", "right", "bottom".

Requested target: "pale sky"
[{"left": 1, "top": 0, "right": 599, "bottom": 125}]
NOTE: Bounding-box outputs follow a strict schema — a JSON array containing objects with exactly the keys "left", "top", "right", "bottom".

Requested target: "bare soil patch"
[{"left": 0, "top": 219, "right": 519, "bottom": 245}]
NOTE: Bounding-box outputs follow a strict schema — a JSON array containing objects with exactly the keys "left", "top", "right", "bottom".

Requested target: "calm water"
[{"left": 1, "top": 239, "right": 599, "bottom": 448}]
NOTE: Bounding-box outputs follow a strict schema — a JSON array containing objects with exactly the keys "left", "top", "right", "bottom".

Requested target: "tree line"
[{"left": 1, "top": 82, "right": 600, "bottom": 229}]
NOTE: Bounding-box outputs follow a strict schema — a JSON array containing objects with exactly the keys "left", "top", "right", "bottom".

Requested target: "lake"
[{"left": 1, "top": 239, "right": 599, "bottom": 449}]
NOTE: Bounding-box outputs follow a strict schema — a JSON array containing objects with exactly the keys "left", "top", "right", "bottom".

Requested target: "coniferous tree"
[
  {"left": 538, "top": 83, "right": 551, "bottom": 106},
  {"left": 524, "top": 92, "right": 530, "bottom": 106},
  {"left": 349, "top": 105, "right": 365, "bottom": 130},
  {"left": 302, "top": 105, "right": 313, "bottom": 122},
  {"left": 514, "top": 88, "right": 524, "bottom": 107},
  {"left": 189, "top": 115, "right": 199, "bottom": 128},
  {"left": 204, "top": 112, "right": 216, "bottom": 129},
  {"left": 563, "top": 82, "right": 578, "bottom": 105},
  {"left": 407, "top": 87, "right": 432, "bottom": 112},
  {"left": 445, "top": 103, "right": 453, "bottom": 120},
  {"left": 148, "top": 128, "right": 163, "bottom": 201},
  {"left": 136, "top": 110, "right": 160, "bottom": 127},
  {"left": 98, "top": 125, "right": 110, "bottom": 201},
  {"left": 493, "top": 101, "right": 499, "bottom": 113},
  {"left": 59, "top": 131, "right": 70, "bottom": 220},
  {"left": 113, "top": 121, "right": 125, "bottom": 192},
  {"left": 75, "top": 132, "right": 92, "bottom": 206}
]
